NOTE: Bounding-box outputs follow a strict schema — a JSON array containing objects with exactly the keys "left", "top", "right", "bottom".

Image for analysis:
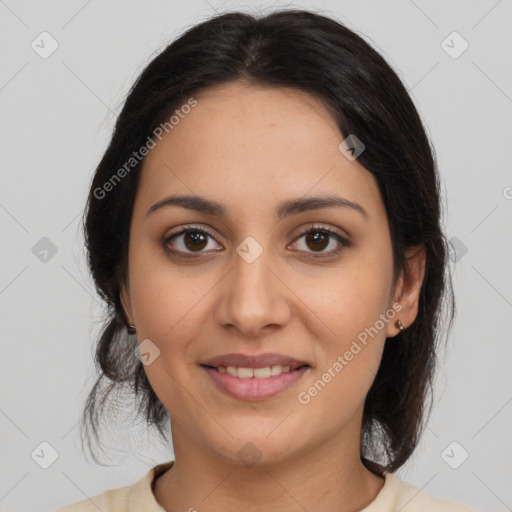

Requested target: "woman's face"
[{"left": 120, "top": 82, "right": 409, "bottom": 467}]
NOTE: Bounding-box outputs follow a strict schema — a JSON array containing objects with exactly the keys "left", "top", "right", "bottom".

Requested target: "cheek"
[
  {"left": 128, "top": 265, "right": 209, "bottom": 417},
  {"left": 307, "top": 252, "right": 393, "bottom": 341},
  {"left": 127, "top": 255, "right": 223, "bottom": 417},
  {"left": 297, "top": 340, "right": 385, "bottom": 434},
  {"left": 128, "top": 237, "right": 213, "bottom": 340},
  {"left": 298, "top": 278, "right": 389, "bottom": 420},
  {"left": 297, "top": 250, "right": 392, "bottom": 412},
  {"left": 130, "top": 275, "right": 210, "bottom": 359}
]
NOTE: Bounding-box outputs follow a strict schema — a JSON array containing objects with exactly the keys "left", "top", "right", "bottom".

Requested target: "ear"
[
  {"left": 386, "top": 244, "right": 426, "bottom": 337},
  {"left": 119, "top": 282, "right": 133, "bottom": 324}
]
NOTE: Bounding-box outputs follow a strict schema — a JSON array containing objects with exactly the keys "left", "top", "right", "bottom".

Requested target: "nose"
[{"left": 215, "top": 240, "right": 291, "bottom": 338}]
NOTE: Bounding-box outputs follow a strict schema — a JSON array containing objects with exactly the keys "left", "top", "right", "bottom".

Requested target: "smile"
[
  {"left": 200, "top": 364, "right": 310, "bottom": 400},
  {"left": 214, "top": 364, "right": 298, "bottom": 378}
]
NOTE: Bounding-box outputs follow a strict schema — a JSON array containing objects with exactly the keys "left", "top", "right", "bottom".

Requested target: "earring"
[
  {"left": 394, "top": 320, "right": 404, "bottom": 332},
  {"left": 127, "top": 323, "right": 136, "bottom": 334}
]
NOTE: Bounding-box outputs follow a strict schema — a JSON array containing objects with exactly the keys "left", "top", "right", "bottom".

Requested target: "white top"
[{"left": 55, "top": 460, "right": 478, "bottom": 511}]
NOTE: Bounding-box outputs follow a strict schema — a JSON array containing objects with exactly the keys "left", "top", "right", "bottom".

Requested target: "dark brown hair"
[{"left": 80, "top": 8, "right": 454, "bottom": 474}]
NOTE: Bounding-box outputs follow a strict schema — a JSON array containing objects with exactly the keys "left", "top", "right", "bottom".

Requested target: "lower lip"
[{"left": 200, "top": 365, "right": 310, "bottom": 401}]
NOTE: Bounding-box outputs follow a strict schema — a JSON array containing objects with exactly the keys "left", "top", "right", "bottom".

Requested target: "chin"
[{"left": 203, "top": 427, "right": 308, "bottom": 469}]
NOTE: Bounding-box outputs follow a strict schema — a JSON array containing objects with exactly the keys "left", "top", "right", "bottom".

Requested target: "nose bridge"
[
  {"left": 232, "top": 234, "right": 275, "bottom": 301},
  {"left": 217, "top": 232, "right": 290, "bottom": 334}
]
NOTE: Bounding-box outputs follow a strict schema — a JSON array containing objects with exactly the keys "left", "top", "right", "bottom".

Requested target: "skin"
[{"left": 120, "top": 81, "right": 426, "bottom": 512}]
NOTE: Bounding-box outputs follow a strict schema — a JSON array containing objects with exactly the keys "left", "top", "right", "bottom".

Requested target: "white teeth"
[
  {"left": 226, "top": 366, "right": 238, "bottom": 377},
  {"left": 271, "top": 365, "right": 284, "bottom": 376},
  {"left": 237, "top": 367, "right": 254, "bottom": 379},
  {"left": 254, "top": 367, "right": 271, "bottom": 378},
  {"left": 220, "top": 365, "right": 292, "bottom": 378}
]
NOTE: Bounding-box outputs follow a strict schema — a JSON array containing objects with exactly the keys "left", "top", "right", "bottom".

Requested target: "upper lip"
[{"left": 200, "top": 352, "right": 310, "bottom": 369}]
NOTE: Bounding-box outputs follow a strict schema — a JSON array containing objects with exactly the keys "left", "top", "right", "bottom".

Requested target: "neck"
[{"left": 153, "top": 422, "right": 385, "bottom": 512}]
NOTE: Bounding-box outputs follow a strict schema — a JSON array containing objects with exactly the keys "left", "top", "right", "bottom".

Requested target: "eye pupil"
[
  {"left": 306, "top": 231, "right": 329, "bottom": 251},
  {"left": 184, "top": 231, "right": 208, "bottom": 251}
]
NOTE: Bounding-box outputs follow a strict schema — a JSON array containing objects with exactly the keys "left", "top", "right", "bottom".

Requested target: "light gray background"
[{"left": 1, "top": 1, "right": 511, "bottom": 511}]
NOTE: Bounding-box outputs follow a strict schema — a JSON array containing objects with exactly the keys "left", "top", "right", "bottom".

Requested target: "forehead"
[
  {"left": 135, "top": 82, "right": 382, "bottom": 221},
  {"left": 148, "top": 82, "right": 341, "bottom": 162}
]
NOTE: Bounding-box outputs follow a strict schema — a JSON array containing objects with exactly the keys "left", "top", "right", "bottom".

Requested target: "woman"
[{"left": 57, "top": 8, "right": 476, "bottom": 512}]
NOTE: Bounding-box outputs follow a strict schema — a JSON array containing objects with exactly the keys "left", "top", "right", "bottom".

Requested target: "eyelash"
[{"left": 163, "top": 224, "right": 350, "bottom": 260}]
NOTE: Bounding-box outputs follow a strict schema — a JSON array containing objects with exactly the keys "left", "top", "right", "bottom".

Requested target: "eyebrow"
[{"left": 146, "top": 193, "right": 369, "bottom": 221}]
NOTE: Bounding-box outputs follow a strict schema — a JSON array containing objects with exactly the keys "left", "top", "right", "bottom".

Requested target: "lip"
[
  {"left": 199, "top": 352, "right": 311, "bottom": 401},
  {"left": 201, "top": 365, "right": 310, "bottom": 401},
  {"left": 200, "top": 352, "right": 310, "bottom": 369}
]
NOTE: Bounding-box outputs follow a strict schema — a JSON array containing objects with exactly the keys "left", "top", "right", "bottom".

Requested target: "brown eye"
[
  {"left": 163, "top": 224, "right": 349, "bottom": 260},
  {"left": 292, "top": 226, "right": 350, "bottom": 257},
  {"left": 181, "top": 230, "right": 208, "bottom": 251},
  {"left": 163, "top": 225, "right": 222, "bottom": 258},
  {"left": 304, "top": 231, "right": 330, "bottom": 251}
]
